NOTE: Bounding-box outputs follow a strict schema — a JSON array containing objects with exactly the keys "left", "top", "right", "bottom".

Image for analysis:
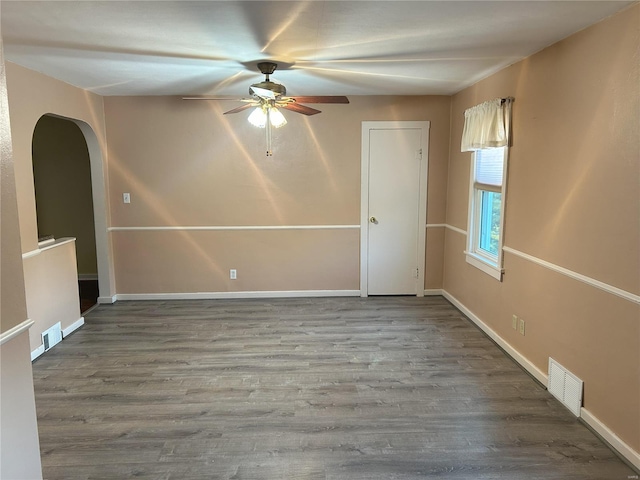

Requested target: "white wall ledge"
[
  {"left": 22, "top": 237, "right": 76, "bottom": 259},
  {"left": 503, "top": 246, "right": 639, "bottom": 305},
  {"left": 440, "top": 224, "right": 639, "bottom": 305},
  {"left": 109, "top": 225, "right": 360, "bottom": 231},
  {"left": 0, "top": 319, "right": 34, "bottom": 346}
]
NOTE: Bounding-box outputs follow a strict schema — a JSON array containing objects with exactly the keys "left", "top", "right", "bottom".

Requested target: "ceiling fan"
[{"left": 184, "top": 62, "right": 349, "bottom": 156}]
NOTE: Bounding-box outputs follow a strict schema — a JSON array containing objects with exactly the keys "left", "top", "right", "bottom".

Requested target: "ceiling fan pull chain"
[{"left": 266, "top": 110, "right": 273, "bottom": 157}]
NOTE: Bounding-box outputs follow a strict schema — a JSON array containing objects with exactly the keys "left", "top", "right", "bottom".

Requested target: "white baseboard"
[
  {"left": 424, "top": 289, "right": 443, "bottom": 296},
  {"left": 62, "top": 317, "right": 85, "bottom": 337},
  {"left": 442, "top": 290, "right": 548, "bottom": 386},
  {"left": 441, "top": 289, "right": 640, "bottom": 471},
  {"left": 116, "top": 290, "right": 361, "bottom": 301},
  {"left": 31, "top": 344, "right": 45, "bottom": 361},
  {"left": 581, "top": 408, "right": 640, "bottom": 471},
  {"left": 98, "top": 295, "right": 117, "bottom": 304},
  {"left": 31, "top": 317, "right": 85, "bottom": 361}
]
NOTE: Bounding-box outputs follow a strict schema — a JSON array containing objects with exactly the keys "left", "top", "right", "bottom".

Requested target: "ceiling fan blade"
[
  {"left": 250, "top": 86, "right": 276, "bottom": 100},
  {"left": 287, "top": 96, "right": 349, "bottom": 104},
  {"left": 223, "top": 103, "right": 257, "bottom": 115},
  {"left": 281, "top": 103, "right": 322, "bottom": 116},
  {"left": 182, "top": 96, "right": 254, "bottom": 102}
]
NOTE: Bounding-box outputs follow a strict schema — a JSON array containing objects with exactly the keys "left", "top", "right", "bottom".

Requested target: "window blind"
[{"left": 475, "top": 147, "right": 504, "bottom": 190}]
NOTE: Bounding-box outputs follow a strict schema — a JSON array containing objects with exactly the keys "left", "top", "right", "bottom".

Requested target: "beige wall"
[
  {"left": 0, "top": 34, "right": 43, "bottom": 480},
  {"left": 1, "top": 61, "right": 27, "bottom": 335},
  {"left": 104, "top": 95, "right": 451, "bottom": 294},
  {"left": 112, "top": 229, "right": 360, "bottom": 293},
  {"left": 23, "top": 240, "right": 82, "bottom": 352},
  {"left": 444, "top": 5, "right": 639, "bottom": 452},
  {"left": 32, "top": 115, "right": 98, "bottom": 276},
  {"left": 6, "top": 63, "right": 109, "bottom": 255},
  {"left": 3, "top": 3, "right": 637, "bottom": 470},
  {"left": 6, "top": 62, "right": 114, "bottom": 353}
]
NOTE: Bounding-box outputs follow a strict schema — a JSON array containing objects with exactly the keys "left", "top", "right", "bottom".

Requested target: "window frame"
[{"left": 465, "top": 146, "right": 509, "bottom": 281}]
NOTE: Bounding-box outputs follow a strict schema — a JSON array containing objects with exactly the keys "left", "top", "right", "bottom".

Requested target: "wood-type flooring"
[{"left": 32, "top": 296, "right": 636, "bottom": 479}]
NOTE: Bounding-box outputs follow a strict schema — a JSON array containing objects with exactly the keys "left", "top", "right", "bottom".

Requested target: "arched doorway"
[
  {"left": 31, "top": 113, "right": 114, "bottom": 309},
  {"left": 32, "top": 115, "right": 98, "bottom": 311}
]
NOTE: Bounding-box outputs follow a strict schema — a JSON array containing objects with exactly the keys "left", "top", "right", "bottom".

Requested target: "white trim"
[
  {"left": 503, "top": 246, "right": 640, "bottom": 305},
  {"left": 38, "top": 238, "right": 56, "bottom": 247},
  {"left": 466, "top": 148, "right": 508, "bottom": 282},
  {"left": 109, "top": 225, "right": 360, "bottom": 232},
  {"left": 360, "top": 123, "right": 371, "bottom": 298},
  {"left": 580, "top": 408, "right": 640, "bottom": 471},
  {"left": 30, "top": 319, "right": 84, "bottom": 361},
  {"left": 416, "top": 125, "right": 430, "bottom": 298},
  {"left": 116, "top": 290, "right": 361, "bottom": 301},
  {"left": 39, "top": 237, "right": 75, "bottom": 252},
  {"left": 98, "top": 295, "right": 117, "bottom": 304},
  {"left": 62, "top": 317, "right": 85, "bottom": 337},
  {"left": 73, "top": 120, "right": 117, "bottom": 306},
  {"left": 442, "top": 290, "right": 548, "bottom": 386},
  {"left": 423, "top": 289, "right": 443, "bottom": 296},
  {"left": 78, "top": 274, "right": 98, "bottom": 281},
  {"left": 360, "top": 121, "right": 430, "bottom": 298},
  {"left": 464, "top": 250, "right": 503, "bottom": 281},
  {"left": 445, "top": 224, "right": 467, "bottom": 236},
  {"left": 22, "top": 238, "right": 77, "bottom": 259},
  {"left": 31, "top": 344, "right": 45, "bottom": 361},
  {"left": 22, "top": 249, "right": 41, "bottom": 259},
  {"left": 0, "top": 319, "right": 34, "bottom": 346}
]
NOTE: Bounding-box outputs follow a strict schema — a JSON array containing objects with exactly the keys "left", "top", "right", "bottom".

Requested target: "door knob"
[{"left": 369, "top": 216, "right": 378, "bottom": 224}]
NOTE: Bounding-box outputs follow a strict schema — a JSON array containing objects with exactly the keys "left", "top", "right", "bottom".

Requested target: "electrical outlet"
[
  {"left": 230, "top": 269, "right": 237, "bottom": 280},
  {"left": 512, "top": 315, "right": 518, "bottom": 330},
  {"left": 519, "top": 318, "right": 526, "bottom": 336},
  {"left": 123, "top": 192, "right": 131, "bottom": 204}
]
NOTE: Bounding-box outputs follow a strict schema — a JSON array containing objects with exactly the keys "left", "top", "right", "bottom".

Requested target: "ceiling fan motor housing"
[
  {"left": 250, "top": 81, "right": 286, "bottom": 97},
  {"left": 257, "top": 62, "right": 278, "bottom": 75}
]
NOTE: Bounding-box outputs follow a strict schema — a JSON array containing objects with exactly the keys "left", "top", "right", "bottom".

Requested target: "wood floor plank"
[{"left": 32, "top": 297, "right": 635, "bottom": 479}]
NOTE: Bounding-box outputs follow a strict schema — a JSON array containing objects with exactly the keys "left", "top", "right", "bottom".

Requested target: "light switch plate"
[{"left": 123, "top": 193, "right": 131, "bottom": 204}]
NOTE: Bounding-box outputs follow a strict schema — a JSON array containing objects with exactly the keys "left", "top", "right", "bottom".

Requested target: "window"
[
  {"left": 466, "top": 146, "right": 507, "bottom": 280},
  {"left": 460, "top": 97, "right": 512, "bottom": 280}
]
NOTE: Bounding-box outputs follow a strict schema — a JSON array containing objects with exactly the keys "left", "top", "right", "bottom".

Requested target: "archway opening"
[{"left": 32, "top": 114, "right": 99, "bottom": 312}]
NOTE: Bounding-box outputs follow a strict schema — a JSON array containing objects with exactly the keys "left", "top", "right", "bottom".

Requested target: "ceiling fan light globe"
[
  {"left": 269, "top": 108, "right": 287, "bottom": 128},
  {"left": 248, "top": 107, "right": 267, "bottom": 128}
]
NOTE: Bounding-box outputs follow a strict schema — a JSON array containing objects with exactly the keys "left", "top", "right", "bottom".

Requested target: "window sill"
[{"left": 464, "top": 251, "right": 503, "bottom": 281}]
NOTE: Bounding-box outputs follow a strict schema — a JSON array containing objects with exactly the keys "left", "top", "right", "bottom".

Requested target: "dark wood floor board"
[{"left": 32, "top": 297, "right": 635, "bottom": 479}]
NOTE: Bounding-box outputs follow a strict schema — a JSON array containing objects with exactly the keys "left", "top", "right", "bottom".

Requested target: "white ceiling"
[{"left": 1, "top": 1, "right": 634, "bottom": 96}]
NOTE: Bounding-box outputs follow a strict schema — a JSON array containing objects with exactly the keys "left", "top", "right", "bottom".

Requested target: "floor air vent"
[
  {"left": 548, "top": 358, "right": 583, "bottom": 416},
  {"left": 42, "top": 322, "right": 62, "bottom": 352}
]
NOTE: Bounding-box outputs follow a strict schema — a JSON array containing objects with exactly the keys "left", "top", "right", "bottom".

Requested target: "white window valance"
[{"left": 461, "top": 98, "right": 513, "bottom": 152}]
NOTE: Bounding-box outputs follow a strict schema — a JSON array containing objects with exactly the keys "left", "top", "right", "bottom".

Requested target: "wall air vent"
[
  {"left": 42, "top": 322, "right": 62, "bottom": 352},
  {"left": 548, "top": 358, "right": 583, "bottom": 416}
]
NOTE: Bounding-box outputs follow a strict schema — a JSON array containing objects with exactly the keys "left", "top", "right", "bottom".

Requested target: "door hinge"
[
  {"left": 415, "top": 267, "right": 419, "bottom": 278},
  {"left": 415, "top": 148, "right": 422, "bottom": 160}
]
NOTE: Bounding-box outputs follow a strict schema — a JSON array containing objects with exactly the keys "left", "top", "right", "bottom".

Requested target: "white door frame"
[
  {"left": 360, "top": 121, "right": 430, "bottom": 297},
  {"left": 52, "top": 114, "right": 116, "bottom": 302}
]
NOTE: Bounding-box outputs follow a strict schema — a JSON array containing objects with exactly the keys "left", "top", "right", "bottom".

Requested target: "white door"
[{"left": 361, "top": 122, "right": 429, "bottom": 296}]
